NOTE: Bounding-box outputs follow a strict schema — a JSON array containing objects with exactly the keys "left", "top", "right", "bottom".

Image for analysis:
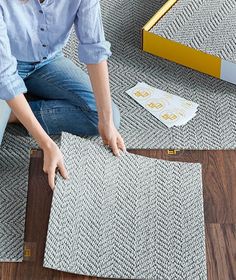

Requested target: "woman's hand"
[
  {"left": 42, "top": 140, "right": 68, "bottom": 190},
  {"left": 98, "top": 121, "right": 126, "bottom": 156},
  {"left": 7, "top": 94, "right": 68, "bottom": 190},
  {"left": 87, "top": 61, "right": 126, "bottom": 156}
]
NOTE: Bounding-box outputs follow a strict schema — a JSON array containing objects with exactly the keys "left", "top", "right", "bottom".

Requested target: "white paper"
[{"left": 126, "top": 82, "right": 199, "bottom": 128}]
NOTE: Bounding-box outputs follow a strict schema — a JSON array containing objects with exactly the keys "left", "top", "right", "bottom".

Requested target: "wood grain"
[
  {"left": 0, "top": 149, "right": 236, "bottom": 280},
  {"left": 206, "top": 224, "right": 236, "bottom": 280}
]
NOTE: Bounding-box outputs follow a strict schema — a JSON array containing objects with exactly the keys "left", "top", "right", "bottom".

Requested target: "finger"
[
  {"left": 99, "top": 131, "right": 107, "bottom": 145},
  {"left": 102, "top": 137, "right": 109, "bottom": 146},
  {"left": 48, "top": 167, "right": 56, "bottom": 190},
  {"left": 103, "top": 140, "right": 109, "bottom": 146},
  {"left": 110, "top": 138, "right": 120, "bottom": 157},
  {"left": 58, "top": 160, "right": 69, "bottom": 179},
  {"left": 117, "top": 136, "right": 126, "bottom": 152},
  {"left": 43, "top": 164, "right": 48, "bottom": 174}
]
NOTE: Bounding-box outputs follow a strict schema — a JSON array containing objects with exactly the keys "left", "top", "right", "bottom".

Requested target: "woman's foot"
[{"left": 8, "top": 111, "right": 20, "bottom": 124}]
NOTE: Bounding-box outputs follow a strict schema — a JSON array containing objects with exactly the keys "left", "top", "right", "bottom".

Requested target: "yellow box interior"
[{"left": 142, "top": 0, "right": 221, "bottom": 78}]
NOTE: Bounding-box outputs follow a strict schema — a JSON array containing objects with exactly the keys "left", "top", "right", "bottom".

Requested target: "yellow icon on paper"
[
  {"left": 164, "top": 93, "right": 173, "bottom": 100},
  {"left": 134, "top": 90, "right": 150, "bottom": 98},
  {"left": 186, "top": 101, "right": 192, "bottom": 106},
  {"left": 145, "top": 98, "right": 166, "bottom": 111},
  {"left": 161, "top": 113, "right": 178, "bottom": 120},
  {"left": 182, "top": 101, "right": 193, "bottom": 108},
  {"left": 147, "top": 102, "right": 163, "bottom": 110}
]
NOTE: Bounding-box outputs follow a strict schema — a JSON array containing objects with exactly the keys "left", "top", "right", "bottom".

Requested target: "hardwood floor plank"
[{"left": 206, "top": 224, "right": 236, "bottom": 280}]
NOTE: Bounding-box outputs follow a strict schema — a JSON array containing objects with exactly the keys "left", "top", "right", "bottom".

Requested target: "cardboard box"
[{"left": 142, "top": 0, "right": 236, "bottom": 85}]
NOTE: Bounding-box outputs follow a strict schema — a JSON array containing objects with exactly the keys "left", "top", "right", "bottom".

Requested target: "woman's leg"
[
  {"left": 23, "top": 55, "right": 120, "bottom": 135},
  {"left": 28, "top": 99, "right": 98, "bottom": 136},
  {"left": 27, "top": 98, "right": 120, "bottom": 136}
]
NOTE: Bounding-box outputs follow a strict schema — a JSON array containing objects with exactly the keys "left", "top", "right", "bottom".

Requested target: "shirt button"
[
  {"left": 39, "top": 10, "right": 43, "bottom": 13},
  {"left": 42, "top": 44, "right": 47, "bottom": 47},
  {"left": 40, "top": 28, "right": 45, "bottom": 31}
]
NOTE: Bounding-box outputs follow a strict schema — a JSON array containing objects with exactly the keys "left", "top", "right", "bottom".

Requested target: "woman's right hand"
[
  {"left": 42, "top": 140, "right": 68, "bottom": 190},
  {"left": 7, "top": 94, "right": 69, "bottom": 190}
]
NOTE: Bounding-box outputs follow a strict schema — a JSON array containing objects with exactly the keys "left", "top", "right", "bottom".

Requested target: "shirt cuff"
[
  {"left": 0, "top": 72, "right": 27, "bottom": 100},
  {"left": 78, "top": 41, "right": 112, "bottom": 64}
]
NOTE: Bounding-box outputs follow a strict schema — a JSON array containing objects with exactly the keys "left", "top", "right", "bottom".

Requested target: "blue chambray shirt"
[{"left": 0, "top": 0, "right": 112, "bottom": 101}]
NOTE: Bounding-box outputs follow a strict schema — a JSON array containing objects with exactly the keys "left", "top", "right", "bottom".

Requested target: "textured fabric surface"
[
  {"left": 62, "top": 0, "right": 236, "bottom": 149},
  {"left": 44, "top": 132, "right": 207, "bottom": 279},
  {"left": 0, "top": 124, "right": 60, "bottom": 261},
  {"left": 0, "top": 126, "right": 31, "bottom": 261},
  {"left": 150, "top": 0, "right": 236, "bottom": 63}
]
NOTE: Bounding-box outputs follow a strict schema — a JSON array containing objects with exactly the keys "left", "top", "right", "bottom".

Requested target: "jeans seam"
[
  {"left": 43, "top": 108, "right": 98, "bottom": 136},
  {"left": 27, "top": 74, "right": 94, "bottom": 113},
  {"left": 34, "top": 107, "right": 80, "bottom": 114},
  {"left": 31, "top": 102, "right": 98, "bottom": 135},
  {"left": 40, "top": 105, "right": 50, "bottom": 134}
]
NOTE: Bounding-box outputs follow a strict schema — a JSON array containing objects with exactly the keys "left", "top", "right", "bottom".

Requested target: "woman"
[{"left": 0, "top": 0, "right": 126, "bottom": 189}]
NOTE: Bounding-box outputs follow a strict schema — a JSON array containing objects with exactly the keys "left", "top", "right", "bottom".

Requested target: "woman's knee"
[{"left": 112, "top": 101, "right": 120, "bottom": 130}]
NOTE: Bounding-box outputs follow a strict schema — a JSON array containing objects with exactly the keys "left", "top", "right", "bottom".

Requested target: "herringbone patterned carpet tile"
[
  {"left": 44, "top": 132, "right": 207, "bottom": 279},
  {"left": 0, "top": 127, "right": 30, "bottom": 261},
  {"left": 0, "top": 125, "right": 61, "bottom": 261},
  {"left": 151, "top": 0, "right": 236, "bottom": 63},
  {"left": 63, "top": 0, "right": 236, "bottom": 149}
]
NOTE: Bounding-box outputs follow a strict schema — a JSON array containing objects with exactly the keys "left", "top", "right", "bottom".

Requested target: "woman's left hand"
[{"left": 98, "top": 121, "right": 126, "bottom": 156}]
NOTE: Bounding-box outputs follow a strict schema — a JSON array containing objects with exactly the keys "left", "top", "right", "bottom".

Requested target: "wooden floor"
[{"left": 0, "top": 149, "right": 236, "bottom": 280}]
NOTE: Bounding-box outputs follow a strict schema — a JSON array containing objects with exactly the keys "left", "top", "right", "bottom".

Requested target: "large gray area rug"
[
  {"left": 150, "top": 0, "right": 236, "bottom": 63},
  {"left": 0, "top": 127, "right": 31, "bottom": 261},
  {"left": 0, "top": 125, "right": 60, "bottom": 261},
  {"left": 43, "top": 132, "right": 207, "bottom": 279},
  {"left": 63, "top": 0, "right": 236, "bottom": 149}
]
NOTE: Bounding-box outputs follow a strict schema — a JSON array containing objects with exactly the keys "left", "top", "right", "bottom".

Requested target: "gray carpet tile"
[
  {"left": 1, "top": 125, "right": 61, "bottom": 151},
  {"left": 0, "top": 125, "right": 61, "bottom": 262},
  {"left": 0, "top": 130, "right": 30, "bottom": 261},
  {"left": 44, "top": 132, "right": 207, "bottom": 279},
  {"left": 150, "top": 0, "right": 236, "bottom": 63},
  {"left": 61, "top": 0, "right": 236, "bottom": 149}
]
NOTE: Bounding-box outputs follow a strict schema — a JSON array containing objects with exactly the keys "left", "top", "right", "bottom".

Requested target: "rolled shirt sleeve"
[
  {"left": 0, "top": 8, "right": 27, "bottom": 101},
  {"left": 74, "top": 0, "right": 112, "bottom": 64}
]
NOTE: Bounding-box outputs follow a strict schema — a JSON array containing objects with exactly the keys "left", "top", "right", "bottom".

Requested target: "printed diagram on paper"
[{"left": 126, "top": 82, "right": 199, "bottom": 128}]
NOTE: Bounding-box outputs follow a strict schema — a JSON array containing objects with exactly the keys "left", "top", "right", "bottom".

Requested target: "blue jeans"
[{"left": 17, "top": 51, "right": 120, "bottom": 136}]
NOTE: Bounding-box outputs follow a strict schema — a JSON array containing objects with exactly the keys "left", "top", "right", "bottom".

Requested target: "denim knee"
[{"left": 112, "top": 101, "right": 120, "bottom": 130}]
